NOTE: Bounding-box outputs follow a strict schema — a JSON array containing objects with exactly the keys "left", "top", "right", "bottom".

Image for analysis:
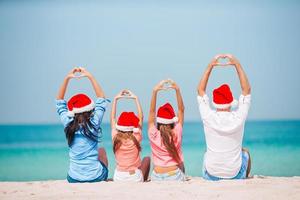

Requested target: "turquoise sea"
[{"left": 0, "top": 121, "right": 300, "bottom": 181}]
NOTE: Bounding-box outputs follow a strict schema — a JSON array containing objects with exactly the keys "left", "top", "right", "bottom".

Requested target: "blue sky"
[{"left": 0, "top": 0, "right": 300, "bottom": 124}]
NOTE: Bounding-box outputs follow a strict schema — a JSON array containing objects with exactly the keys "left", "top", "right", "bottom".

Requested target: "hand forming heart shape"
[
  {"left": 73, "top": 68, "right": 83, "bottom": 78},
  {"left": 161, "top": 78, "right": 174, "bottom": 90},
  {"left": 214, "top": 54, "right": 233, "bottom": 66},
  {"left": 120, "top": 89, "right": 134, "bottom": 98},
  {"left": 70, "top": 67, "right": 84, "bottom": 78}
]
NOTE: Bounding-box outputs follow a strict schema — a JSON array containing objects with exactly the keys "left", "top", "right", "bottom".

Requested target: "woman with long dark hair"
[{"left": 56, "top": 67, "right": 109, "bottom": 183}]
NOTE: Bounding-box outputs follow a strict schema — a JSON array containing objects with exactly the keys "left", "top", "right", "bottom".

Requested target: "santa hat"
[
  {"left": 116, "top": 112, "right": 140, "bottom": 133},
  {"left": 67, "top": 94, "right": 95, "bottom": 117},
  {"left": 212, "top": 84, "right": 238, "bottom": 109},
  {"left": 156, "top": 103, "right": 178, "bottom": 124}
]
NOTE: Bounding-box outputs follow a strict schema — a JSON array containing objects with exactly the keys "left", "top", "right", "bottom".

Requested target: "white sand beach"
[{"left": 1, "top": 176, "right": 299, "bottom": 200}]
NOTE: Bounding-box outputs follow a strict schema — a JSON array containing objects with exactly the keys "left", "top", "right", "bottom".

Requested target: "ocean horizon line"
[{"left": 0, "top": 119, "right": 300, "bottom": 126}]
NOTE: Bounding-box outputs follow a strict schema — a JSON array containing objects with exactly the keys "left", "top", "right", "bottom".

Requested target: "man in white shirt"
[{"left": 197, "top": 54, "right": 251, "bottom": 180}]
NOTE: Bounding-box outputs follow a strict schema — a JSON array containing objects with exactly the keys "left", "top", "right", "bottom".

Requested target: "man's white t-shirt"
[{"left": 197, "top": 94, "right": 251, "bottom": 178}]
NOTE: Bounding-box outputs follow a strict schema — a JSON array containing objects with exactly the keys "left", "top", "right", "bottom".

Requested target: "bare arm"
[
  {"left": 110, "top": 95, "right": 120, "bottom": 130},
  {"left": 198, "top": 54, "right": 234, "bottom": 96},
  {"left": 148, "top": 90, "right": 158, "bottom": 128},
  {"left": 80, "top": 67, "right": 106, "bottom": 98},
  {"left": 197, "top": 56, "right": 222, "bottom": 96},
  {"left": 170, "top": 80, "right": 185, "bottom": 125},
  {"left": 133, "top": 96, "right": 143, "bottom": 128},
  {"left": 120, "top": 89, "right": 144, "bottom": 128},
  {"left": 56, "top": 68, "right": 79, "bottom": 100},
  {"left": 227, "top": 55, "right": 251, "bottom": 95},
  {"left": 148, "top": 81, "right": 164, "bottom": 128}
]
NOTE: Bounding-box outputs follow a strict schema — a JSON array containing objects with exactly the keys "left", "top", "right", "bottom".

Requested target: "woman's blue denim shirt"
[{"left": 56, "top": 97, "right": 110, "bottom": 181}]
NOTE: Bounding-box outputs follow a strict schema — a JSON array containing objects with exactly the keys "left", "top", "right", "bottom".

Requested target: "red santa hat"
[
  {"left": 67, "top": 94, "right": 95, "bottom": 117},
  {"left": 156, "top": 103, "right": 178, "bottom": 124},
  {"left": 116, "top": 112, "right": 140, "bottom": 133},
  {"left": 212, "top": 84, "right": 238, "bottom": 109}
]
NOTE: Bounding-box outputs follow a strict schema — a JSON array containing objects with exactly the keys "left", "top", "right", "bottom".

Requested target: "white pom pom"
[
  {"left": 133, "top": 128, "right": 140, "bottom": 133},
  {"left": 173, "top": 116, "right": 178, "bottom": 123},
  {"left": 231, "top": 99, "right": 238, "bottom": 108},
  {"left": 67, "top": 111, "right": 74, "bottom": 118}
]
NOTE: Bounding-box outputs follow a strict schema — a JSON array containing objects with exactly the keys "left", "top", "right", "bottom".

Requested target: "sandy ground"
[{"left": 1, "top": 176, "right": 300, "bottom": 200}]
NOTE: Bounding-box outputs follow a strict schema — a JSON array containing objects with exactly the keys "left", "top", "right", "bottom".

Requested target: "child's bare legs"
[
  {"left": 178, "top": 162, "right": 185, "bottom": 173},
  {"left": 139, "top": 156, "right": 151, "bottom": 181},
  {"left": 98, "top": 148, "right": 108, "bottom": 168}
]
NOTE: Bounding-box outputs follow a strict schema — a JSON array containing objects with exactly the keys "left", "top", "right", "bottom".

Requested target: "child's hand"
[
  {"left": 125, "top": 90, "right": 137, "bottom": 99},
  {"left": 209, "top": 54, "right": 226, "bottom": 67},
  {"left": 79, "top": 67, "right": 92, "bottom": 78},
  {"left": 168, "top": 79, "right": 179, "bottom": 90},
  {"left": 153, "top": 80, "right": 165, "bottom": 92},
  {"left": 212, "top": 54, "right": 237, "bottom": 66},
  {"left": 121, "top": 89, "right": 136, "bottom": 99},
  {"left": 115, "top": 91, "right": 123, "bottom": 100},
  {"left": 115, "top": 90, "right": 132, "bottom": 100},
  {"left": 225, "top": 54, "right": 240, "bottom": 66}
]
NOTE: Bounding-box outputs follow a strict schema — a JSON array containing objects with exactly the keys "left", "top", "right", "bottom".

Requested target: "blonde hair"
[{"left": 113, "top": 131, "right": 141, "bottom": 154}]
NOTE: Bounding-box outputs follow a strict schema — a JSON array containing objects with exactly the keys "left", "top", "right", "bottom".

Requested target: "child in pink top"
[
  {"left": 111, "top": 90, "right": 150, "bottom": 182},
  {"left": 148, "top": 79, "right": 186, "bottom": 181}
]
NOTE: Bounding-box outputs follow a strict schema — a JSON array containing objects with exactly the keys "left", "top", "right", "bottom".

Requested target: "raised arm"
[
  {"left": 148, "top": 81, "right": 164, "bottom": 128},
  {"left": 110, "top": 92, "right": 122, "bottom": 130},
  {"left": 80, "top": 67, "right": 106, "bottom": 98},
  {"left": 169, "top": 80, "right": 185, "bottom": 125},
  {"left": 130, "top": 91, "right": 143, "bottom": 128},
  {"left": 226, "top": 54, "right": 251, "bottom": 95},
  {"left": 197, "top": 55, "right": 221, "bottom": 96},
  {"left": 56, "top": 68, "right": 79, "bottom": 100}
]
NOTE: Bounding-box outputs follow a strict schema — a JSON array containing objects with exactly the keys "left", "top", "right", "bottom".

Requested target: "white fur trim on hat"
[
  {"left": 212, "top": 99, "right": 238, "bottom": 109},
  {"left": 133, "top": 128, "right": 140, "bottom": 133},
  {"left": 72, "top": 101, "right": 95, "bottom": 113},
  {"left": 156, "top": 116, "right": 178, "bottom": 124},
  {"left": 116, "top": 124, "right": 139, "bottom": 132},
  {"left": 68, "top": 100, "right": 95, "bottom": 117},
  {"left": 67, "top": 111, "right": 75, "bottom": 118}
]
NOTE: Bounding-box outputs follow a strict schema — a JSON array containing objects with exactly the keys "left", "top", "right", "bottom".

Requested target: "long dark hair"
[
  {"left": 113, "top": 131, "right": 141, "bottom": 154},
  {"left": 157, "top": 123, "right": 181, "bottom": 164},
  {"left": 64, "top": 110, "right": 99, "bottom": 146}
]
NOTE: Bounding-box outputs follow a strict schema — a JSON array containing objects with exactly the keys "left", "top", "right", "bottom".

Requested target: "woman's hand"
[
  {"left": 79, "top": 67, "right": 92, "bottom": 79},
  {"left": 58, "top": 67, "right": 80, "bottom": 99},
  {"left": 66, "top": 67, "right": 93, "bottom": 80},
  {"left": 66, "top": 67, "right": 80, "bottom": 80}
]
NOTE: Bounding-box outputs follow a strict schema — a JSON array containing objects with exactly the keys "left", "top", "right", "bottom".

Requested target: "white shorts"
[{"left": 113, "top": 169, "right": 144, "bottom": 182}]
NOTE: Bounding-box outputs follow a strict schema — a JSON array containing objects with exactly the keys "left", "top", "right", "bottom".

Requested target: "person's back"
[
  {"left": 110, "top": 90, "right": 150, "bottom": 182},
  {"left": 68, "top": 126, "right": 102, "bottom": 180},
  {"left": 148, "top": 80, "right": 186, "bottom": 181},
  {"left": 56, "top": 67, "right": 109, "bottom": 183},
  {"left": 112, "top": 128, "right": 142, "bottom": 171},
  {"left": 148, "top": 122, "right": 183, "bottom": 167},
  {"left": 198, "top": 90, "right": 251, "bottom": 178},
  {"left": 197, "top": 54, "right": 252, "bottom": 180}
]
